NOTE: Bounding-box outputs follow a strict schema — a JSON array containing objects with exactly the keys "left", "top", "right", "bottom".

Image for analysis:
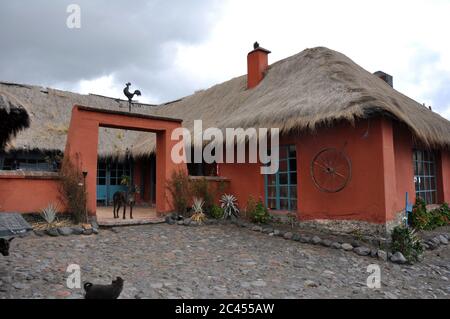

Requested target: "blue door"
[{"left": 97, "top": 160, "right": 131, "bottom": 206}]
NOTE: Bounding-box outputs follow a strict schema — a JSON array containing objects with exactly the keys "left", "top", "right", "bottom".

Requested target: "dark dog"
[
  {"left": 0, "top": 238, "right": 13, "bottom": 256},
  {"left": 84, "top": 277, "right": 124, "bottom": 299},
  {"left": 113, "top": 185, "right": 139, "bottom": 220}
]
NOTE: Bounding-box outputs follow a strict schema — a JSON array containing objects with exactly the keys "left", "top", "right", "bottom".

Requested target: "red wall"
[
  {"left": 218, "top": 118, "right": 403, "bottom": 224},
  {"left": 437, "top": 150, "right": 450, "bottom": 203},
  {"left": 392, "top": 123, "right": 415, "bottom": 216},
  {"left": 219, "top": 161, "right": 265, "bottom": 211},
  {"left": 294, "top": 118, "right": 396, "bottom": 224},
  {"left": 0, "top": 173, "right": 65, "bottom": 213}
]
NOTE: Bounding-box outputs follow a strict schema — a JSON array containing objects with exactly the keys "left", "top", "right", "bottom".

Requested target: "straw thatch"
[
  {"left": 2, "top": 46, "right": 450, "bottom": 158},
  {"left": 0, "top": 82, "right": 158, "bottom": 158},
  {"left": 144, "top": 47, "right": 450, "bottom": 151},
  {"left": 0, "top": 90, "right": 30, "bottom": 150}
]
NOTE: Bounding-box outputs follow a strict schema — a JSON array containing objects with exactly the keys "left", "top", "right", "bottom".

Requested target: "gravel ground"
[{"left": 1, "top": 223, "right": 450, "bottom": 299}]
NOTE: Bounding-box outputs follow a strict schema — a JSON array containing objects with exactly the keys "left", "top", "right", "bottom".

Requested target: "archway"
[{"left": 64, "top": 105, "right": 186, "bottom": 217}]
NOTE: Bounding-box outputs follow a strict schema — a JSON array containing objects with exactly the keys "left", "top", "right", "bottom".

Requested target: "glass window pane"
[
  {"left": 426, "top": 192, "right": 432, "bottom": 205},
  {"left": 280, "top": 199, "right": 289, "bottom": 210},
  {"left": 279, "top": 186, "right": 288, "bottom": 198},
  {"left": 291, "top": 186, "right": 297, "bottom": 199},
  {"left": 268, "top": 186, "right": 277, "bottom": 198},
  {"left": 267, "top": 174, "right": 276, "bottom": 186},
  {"left": 290, "top": 200, "right": 297, "bottom": 211},
  {"left": 279, "top": 173, "right": 288, "bottom": 185},
  {"left": 268, "top": 199, "right": 277, "bottom": 210},
  {"left": 279, "top": 160, "right": 288, "bottom": 173},
  {"left": 289, "top": 159, "right": 297, "bottom": 172},
  {"left": 290, "top": 172, "right": 297, "bottom": 185},
  {"left": 289, "top": 145, "right": 296, "bottom": 158}
]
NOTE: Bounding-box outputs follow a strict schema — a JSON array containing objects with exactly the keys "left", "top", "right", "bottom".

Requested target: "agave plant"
[
  {"left": 191, "top": 198, "right": 207, "bottom": 223},
  {"left": 220, "top": 194, "right": 239, "bottom": 219},
  {"left": 41, "top": 203, "right": 59, "bottom": 224}
]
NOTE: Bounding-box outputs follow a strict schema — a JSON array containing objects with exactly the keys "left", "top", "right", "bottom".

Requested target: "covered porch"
[{"left": 96, "top": 205, "right": 164, "bottom": 227}]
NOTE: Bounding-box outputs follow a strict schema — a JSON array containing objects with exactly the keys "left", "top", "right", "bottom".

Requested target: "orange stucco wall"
[
  {"left": 437, "top": 150, "right": 450, "bottom": 203},
  {"left": 0, "top": 174, "right": 65, "bottom": 213},
  {"left": 219, "top": 161, "right": 265, "bottom": 210},
  {"left": 5, "top": 111, "right": 450, "bottom": 224},
  {"left": 392, "top": 123, "right": 416, "bottom": 216},
  {"left": 294, "top": 118, "right": 397, "bottom": 224},
  {"left": 218, "top": 117, "right": 406, "bottom": 224}
]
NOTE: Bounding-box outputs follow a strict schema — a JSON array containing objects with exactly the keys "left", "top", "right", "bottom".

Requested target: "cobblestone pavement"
[{"left": 1, "top": 224, "right": 450, "bottom": 299}]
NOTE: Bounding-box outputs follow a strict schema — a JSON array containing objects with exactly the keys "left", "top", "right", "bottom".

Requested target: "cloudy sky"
[{"left": 1, "top": 0, "right": 450, "bottom": 117}]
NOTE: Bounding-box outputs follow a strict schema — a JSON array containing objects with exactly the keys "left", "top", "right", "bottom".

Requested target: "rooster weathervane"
[{"left": 123, "top": 82, "right": 142, "bottom": 112}]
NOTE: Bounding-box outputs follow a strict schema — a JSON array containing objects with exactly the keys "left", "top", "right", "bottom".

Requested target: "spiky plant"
[
  {"left": 220, "top": 194, "right": 239, "bottom": 219},
  {"left": 191, "top": 198, "right": 207, "bottom": 223},
  {"left": 41, "top": 203, "right": 59, "bottom": 225},
  {"left": 391, "top": 226, "right": 424, "bottom": 263}
]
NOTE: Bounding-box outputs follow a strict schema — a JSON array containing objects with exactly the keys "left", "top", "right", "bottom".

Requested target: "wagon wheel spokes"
[
  {"left": 313, "top": 161, "right": 346, "bottom": 179},
  {"left": 311, "top": 148, "right": 352, "bottom": 193}
]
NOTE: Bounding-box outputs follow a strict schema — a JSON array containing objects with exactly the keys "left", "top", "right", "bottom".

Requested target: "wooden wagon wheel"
[{"left": 310, "top": 148, "right": 352, "bottom": 193}]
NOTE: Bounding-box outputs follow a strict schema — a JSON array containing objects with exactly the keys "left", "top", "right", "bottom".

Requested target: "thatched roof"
[
  {"left": 2, "top": 46, "right": 450, "bottom": 158},
  {"left": 0, "top": 82, "right": 158, "bottom": 158},
  {"left": 144, "top": 47, "right": 450, "bottom": 151},
  {"left": 0, "top": 90, "right": 30, "bottom": 150}
]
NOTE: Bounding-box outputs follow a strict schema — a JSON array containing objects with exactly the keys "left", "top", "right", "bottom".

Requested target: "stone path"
[{"left": 1, "top": 223, "right": 450, "bottom": 299}]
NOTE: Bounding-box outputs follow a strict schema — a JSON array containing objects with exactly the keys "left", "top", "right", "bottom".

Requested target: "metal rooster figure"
[{"left": 123, "top": 82, "right": 142, "bottom": 112}]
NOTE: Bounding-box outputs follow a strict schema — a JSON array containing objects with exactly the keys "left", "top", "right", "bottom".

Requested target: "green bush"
[
  {"left": 410, "top": 198, "right": 450, "bottom": 230},
  {"left": 210, "top": 205, "right": 224, "bottom": 219},
  {"left": 391, "top": 226, "right": 423, "bottom": 263},
  {"left": 247, "top": 198, "right": 271, "bottom": 224}
]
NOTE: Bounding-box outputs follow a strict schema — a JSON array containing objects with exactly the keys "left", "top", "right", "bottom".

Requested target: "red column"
[{"left": 64, "top": 107, "right": 99, "bottom": 216}]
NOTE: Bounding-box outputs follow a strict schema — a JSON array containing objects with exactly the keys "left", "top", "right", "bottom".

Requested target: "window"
[
  {"left": 97, "top": 160, "right": 131, "bottom": 186},
  {"left": 265, "top": 145, "right": 297, "bottom": 211},
  {"left": 413, "top": 149, "right": 437, "bottom": 205},
  {"left": 0, "top": 152, "right": 59, "bottom": 171}
]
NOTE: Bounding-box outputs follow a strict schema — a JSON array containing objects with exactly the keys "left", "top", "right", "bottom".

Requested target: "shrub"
[
  {"left": 391, "top": 226, "right": 423, "bottom": 263},
  {"left": 210, "top": 205, "right": 224, "bottom": 219},
  {"left": 410, "top": 198, "right": 450, "bottom": 230},
  {"left": 167, "top": 170, "right": 191, "bottom": 218},
  {"left": 248, "top": 198, "right": 271, "bottom": 224},
  {"left": 59, "top": 154, "right": 88, "bottom": 224},
  {"left": 220, "top": 194, "right": 240, "bottom": 219},
  {"left": 41, "top": 203, "right": 59, "bottom": 224},
  {"left": 191, "top": 178, "right": 215, "bottom": 215},
  {"left": 190, "top": 178, "right": 227, "bottom": 216},
  {"left": 191, "top": 198, "right": 207, "bottom": 223},
  {"left": 409, "top": 198, "right": 429, "bottom": 230}
]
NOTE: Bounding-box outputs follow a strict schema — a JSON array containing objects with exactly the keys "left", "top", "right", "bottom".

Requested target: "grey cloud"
[
  {"left": 408, "top": 47, "right": 450, "bottom": 113},
  {"left": 0, "top": 0, "right": 221, "bottom": 101}
]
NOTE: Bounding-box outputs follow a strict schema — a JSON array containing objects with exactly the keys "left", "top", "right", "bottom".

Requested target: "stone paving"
[{"left": 1, "top": 223, "right": 450, "bottom": 299}]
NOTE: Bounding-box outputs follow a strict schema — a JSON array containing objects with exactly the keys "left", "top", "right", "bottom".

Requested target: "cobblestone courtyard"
[{"left": 1, "top": 223, "right": 450, "bottom": 299}]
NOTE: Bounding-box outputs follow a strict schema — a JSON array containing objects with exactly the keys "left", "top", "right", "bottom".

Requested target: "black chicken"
[{"left": 123, "top": 82, "right": 142, "bottom": 112}]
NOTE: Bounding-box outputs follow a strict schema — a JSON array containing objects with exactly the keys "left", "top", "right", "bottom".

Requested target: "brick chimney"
[
  {"left": 374, "top": 71, "right": 393, "bottom": 88},
  {"left": 247, "top": 42, "right": 271, "bottom": 89}
]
